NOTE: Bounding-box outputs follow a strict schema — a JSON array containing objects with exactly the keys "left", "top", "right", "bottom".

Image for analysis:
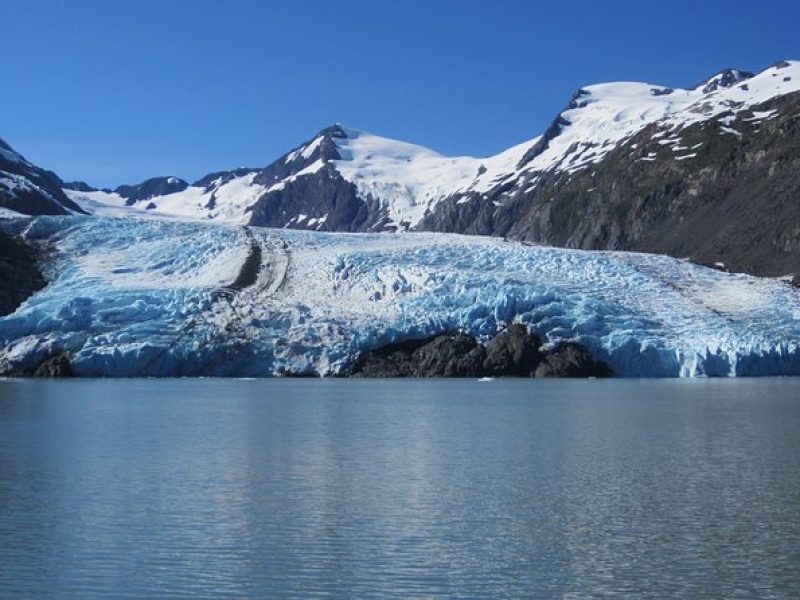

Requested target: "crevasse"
[{"left": 1, "top": 216, "right": 799, "bottom": 377}]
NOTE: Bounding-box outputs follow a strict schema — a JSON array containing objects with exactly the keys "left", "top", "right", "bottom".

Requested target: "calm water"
[{"left": 0, "top": 378, "right": 799, "bottom": 598}]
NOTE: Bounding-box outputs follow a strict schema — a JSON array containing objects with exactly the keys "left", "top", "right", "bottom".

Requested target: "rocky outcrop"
[
  {"left": 115, "top": 176, "right": 189, "bottom": 204},
  {"left": 32, "top": 354, "right": 74, "bottom": 378},
  {"left": 351, "top": 324, "right": 611, "bottom": 378},
  {"left": 62, "top": 180, "right": 97, "bottom": 192},
  {"left": 419, "top": 91, "right": 800, "bottom": 278},
  {"left": 0, "top": 229, "right": 45, "bottom": 316},
  {"left": 482, "top": 324, "right": 543, "bottom": 376},
  {"left": 0, "top": 137, "right": 87, "bottom": 216},
  {"left": 534, "top": 343, "right": 613, "bottom": 378},
  {"left": 247, "top": 164, "right": 388, "bottom": 232},
  {"left": 246, "top": 125, "right": 391, "bottom": 232},
  {"left": 193, "top": 168, "right": 258, "bottom": 193}
]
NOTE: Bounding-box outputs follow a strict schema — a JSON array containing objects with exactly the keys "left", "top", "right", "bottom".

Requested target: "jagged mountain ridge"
[
  {"left": 0, "top": 138, "right": 86, "bottom": 216},
  {"left": 4, "top": 60, "right": 800, "bottom": 276}
]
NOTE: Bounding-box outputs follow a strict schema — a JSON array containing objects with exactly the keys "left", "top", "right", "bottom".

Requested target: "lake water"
[{"left": 0, "top": 378, "right": 798, "bottom": 598}]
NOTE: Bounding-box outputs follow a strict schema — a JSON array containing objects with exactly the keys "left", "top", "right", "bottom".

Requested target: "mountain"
[
  {"left": 10, "top": 60, "right": 800, "bottom": 277},
  {"left": 0, "top": 137, "right": 86, "bottom": 216},
  {"left": 63, "top": 168, "right": 263, "bottom": 222},
  {"left": 115, "top": 176, "right": 189, "bottom": 204},
  {"left": 2, "top": 216, "right": 800, "bottom": 377},
  {"left": 419, "top": 61, "right": 800, "bottom": 278}
]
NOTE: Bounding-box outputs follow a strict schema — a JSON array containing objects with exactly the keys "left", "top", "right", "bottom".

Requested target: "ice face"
[{"left": 2, "top": 215, "right": 799, "bottom": 377}]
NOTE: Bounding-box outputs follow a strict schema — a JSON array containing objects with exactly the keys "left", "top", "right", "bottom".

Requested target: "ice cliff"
[{"left": 1, "top": 216, "right": 799, "bottom": 377}]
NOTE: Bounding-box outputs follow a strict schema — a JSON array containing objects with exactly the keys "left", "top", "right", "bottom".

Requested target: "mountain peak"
[
  {"left": 316, "top": 123, "right": 353, "bottom": 141},
  {"left": 695, "top": 68, "right": 754, "bottom": 94},
  {"left": 114, "top": 176, "right": 189, "bottom": 205}
]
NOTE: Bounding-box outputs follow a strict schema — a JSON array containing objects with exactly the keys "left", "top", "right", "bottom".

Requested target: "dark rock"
[
  {"left": 351, "top": 340, "right": 422, "bottom": 377},
  {"left": 62, "top": 181, "right": 97, "bottom": 192},
  {"left": 791, "top": 274, "right": 800, "bottom": 288},
  {"left": 352, "top": 326, "right": 609, "bottom": 378},
  {"left": 482, "top": 323, "right": 542, "bottom": 376},
  {"left": 651, "top": 87, "right": 674, "bottom": 96},
  {"left": 192, "top": 168, "right": 258, "bottom": 192},
  {"left": 115, "top": 176, "right": 188, "bottom": 205},
  {"left": 695, "top": 68, "right": 753, "bottom": 94},
  {"left": 275, "top": 367, "right": 318, "bottom": 377},
  {"left": 418, "top": 90, "right": 800, "bottom": 278},
  {"left": 247, "top": 162, "right": 389, "bottom": 232},
  {"left": 32, "top": 354, "right": 73, "bottom": 378},
  {"left": 413, "top": 333, "right": 486, "bottom": 377},
  {"left": 534, "top": 343, "right": 613, "bottom": 378},
  {"left": 246, "top": 125, "right": 394, "bottom": 232},
  {"left": 352, "top": 333, "right": 486, "bottom": 377},
  {"left": 0, "top": 137, "right": 88, "bottom": 216},
  {"left": 227, "top": 239, "right": 261, "bottom": 291},
  {"left": 0, "top": 229, "right": 46, "bottom": 316}
]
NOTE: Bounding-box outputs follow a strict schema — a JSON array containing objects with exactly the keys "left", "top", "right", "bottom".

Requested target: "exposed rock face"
[
  {"left": 351, "top": 325, "right": 611, "bottom": 378},
  {"left": 351, "top": 334, "right": 486, "bottom": 377},
  {"left": 695, "top": 68, "right": 754, "bottom": 94},
  {"left": 482, "top": 324, "right": 542, "bottom": 376},
  {"left": 247, "top": 164, "right": 388, "bottom": 232},
  {"left": 62, "top": 181, "right": 97, "bottom": 192},
  {"left": 115, "top": 176, "right": 189, "bottom": 204},
  {"left": 193, "top": 168, "right": 258, "bottom": 193},
  {"left": 534, "top": 343, "right": 613, "bottom": 378},
  {"left": 419, "top": 91, "right": 800, "bottom": 277},
  {"left": 0, "top": 137, "right": 87, "bottom": 216},
  {"left": 0, "top": 229, "right": 45, "bottom": 316},
  {"left": 32, "top": 354, "right": 74, "bottom": 378},
  {"left": 246, "top": 125, "right": 392, "bottom": 232}
]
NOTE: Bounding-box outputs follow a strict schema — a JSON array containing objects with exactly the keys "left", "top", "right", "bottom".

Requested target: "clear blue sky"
[{"left": 2, "top": 0, "right": 797, "bottom": 187}]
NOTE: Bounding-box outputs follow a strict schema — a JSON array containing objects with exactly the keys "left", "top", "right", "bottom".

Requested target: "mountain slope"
[
  {"left": 419, "top": 61, "right": 800, "bottom": 277},
  {"left": 0, "top": 138, "right": 86, "bottom": 216},
  {"left": 18, "top": 60, "right": 800, "bottom": 277}
]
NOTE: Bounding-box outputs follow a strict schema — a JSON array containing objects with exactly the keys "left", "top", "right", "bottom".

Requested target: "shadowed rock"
[
  {"left": 482, "top": 323, "right": 542, "bottom": 376},
  {"left": 534, "top": 342, "right": 613, "bottom": 378},
  {"left": 32, "top": 354, "right": 74, "bottom": 378},
  {"left": 352, "top": 326, "right": 611, "bottom": 378},
  {"left": 0, "top": 230, "right": 45, "bottom": 316}
]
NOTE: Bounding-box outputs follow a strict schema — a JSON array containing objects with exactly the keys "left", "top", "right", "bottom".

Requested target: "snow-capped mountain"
[
  {"left": 2, "top": 215, "right": 799, "bottom": 377},
  {"left": 421, "top": 60, "right": 800, "bottom": 278},
  {"left": 68, "top": 169, "right": 265, "bottom": 223},
  {"left": 0, "top": 138, "right": 86, "bottom": 216},
  {"left": 6, "top": 60, "right": 800, "bottom": 276}
]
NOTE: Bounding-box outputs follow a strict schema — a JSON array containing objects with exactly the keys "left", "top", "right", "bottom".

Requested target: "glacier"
[{"left": 1, "top": 215, "right": 800, "bottom": 378}]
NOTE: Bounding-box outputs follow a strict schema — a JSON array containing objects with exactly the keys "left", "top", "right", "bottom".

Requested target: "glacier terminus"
[{"left": 1, "top": 215, "right": 799, "bottom": 378}]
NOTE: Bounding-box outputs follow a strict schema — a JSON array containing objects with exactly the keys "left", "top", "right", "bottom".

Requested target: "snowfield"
[{"left": 2, "top": 216, "right": 799, "bottom": 378}]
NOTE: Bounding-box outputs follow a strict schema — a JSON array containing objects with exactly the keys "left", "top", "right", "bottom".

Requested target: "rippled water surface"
[{"left": 0, "top": 378, "right": 799, "bottom": 598}]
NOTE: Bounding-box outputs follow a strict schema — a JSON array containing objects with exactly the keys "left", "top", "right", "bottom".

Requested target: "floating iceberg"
[{"left": 1, "top": 216, "right": 799, "bottom": 377}]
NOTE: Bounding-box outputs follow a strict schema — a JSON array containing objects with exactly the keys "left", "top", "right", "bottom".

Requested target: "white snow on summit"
[
  {"left": 55, "top": 61, "right": 800, "bottom": 229},
  {"left": 332, "top": 127, "right": 490, "bottom": 228},
  {"left": 317, "top": 62, "right": 800, "bottom": 227}
]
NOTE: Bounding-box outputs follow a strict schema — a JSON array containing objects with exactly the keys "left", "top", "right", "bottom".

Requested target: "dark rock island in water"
[{"left": 350, "top": 324, "right": 612, "bottom": 378}]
